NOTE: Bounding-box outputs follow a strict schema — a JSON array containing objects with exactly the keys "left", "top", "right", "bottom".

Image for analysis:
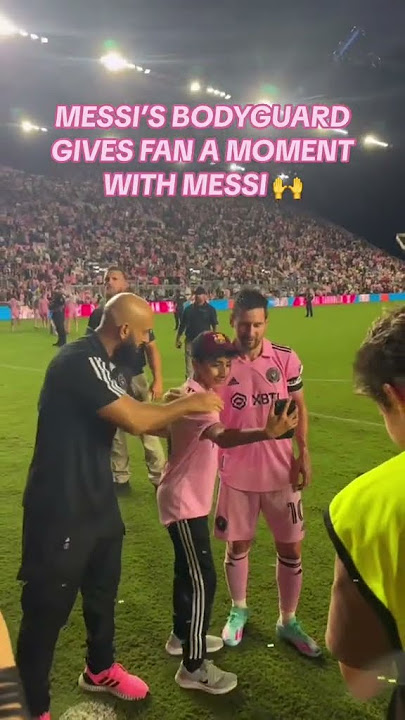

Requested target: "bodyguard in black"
[
  {"left": 176, "top": 287, "right": 218, "bottom": 377},
  {"left": 87, "top": 266, "right": 165, "bottom": 489},
  {"left": 16, "top": 292, "right": 223, "bottom": 719}
]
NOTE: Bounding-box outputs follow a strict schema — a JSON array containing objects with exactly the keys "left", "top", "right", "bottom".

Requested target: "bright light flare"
[
  {"left": 363, "top": 134, "right": 389, "bottom": 148},
  {"left": 0, "top": 14, "right": 18, "bottom": 36},
  {"left": 190, "top": 81, "right": 201, "bottom": 92},
  {"left": 100, "top": 51, "right": 130, "bottom": 72},
  {"left": 21, "top": 120, "right": 48, "bottom": 133}
]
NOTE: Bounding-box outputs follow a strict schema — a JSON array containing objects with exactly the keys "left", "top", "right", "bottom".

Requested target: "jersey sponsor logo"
[
  {"left": 230, "top": 392, "right": 248, "bottom": 409},
  {"left": 266, "top": 367, "right": 281, "bottom": 383},
  {"left": 252, "top": 392, "right": 279, "bottom": 406},
  {"left": 230, "top": 391, "right": 280, "bottom": 409},
  {"left": 228, "top": 377, "right": 240, "bottom": 386}
]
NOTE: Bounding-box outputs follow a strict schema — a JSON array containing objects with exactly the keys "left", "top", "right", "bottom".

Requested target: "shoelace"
[{"left": 228, "top": 608, "right": 244, "bottom": 625}]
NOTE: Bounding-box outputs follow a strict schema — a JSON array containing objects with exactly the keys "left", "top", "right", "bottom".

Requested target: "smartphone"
[{"left": 274, "top": 398, "right": 297, "bottom": 439}]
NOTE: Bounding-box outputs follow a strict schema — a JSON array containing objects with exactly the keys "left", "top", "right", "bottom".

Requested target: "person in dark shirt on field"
[
  {"left": 49, "top": 286, "right": 66, "bottom": 347},
  {"left": 87, "top": 267, "right": 165, "bottom": 490},
  {"left": 176, "top": 287, "right": 218, "bottom": 378},
  {"left": 16, "top": 292, "right": 223, "bottom": 720},
  {"left": 173, "top": 290, "right": 186, "bottom": 332},
  {"left": 305, "top": 291, "right": 314, "bottom": 318}
]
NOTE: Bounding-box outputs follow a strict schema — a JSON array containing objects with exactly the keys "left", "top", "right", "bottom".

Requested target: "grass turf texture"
[{"left": 0, "top": 303, "right": 398, "bottom": 720}]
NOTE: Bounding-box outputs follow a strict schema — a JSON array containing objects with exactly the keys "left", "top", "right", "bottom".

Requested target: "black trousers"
[
  {"left": 306, "top": 304, "right": 313, "bottom": 317},
  {"left": 16, "top": 515, "right": 124, "bottom": 716},
  {"left": 174, "top": 311, "right": 181, "bottom": 331},
  {"left": 168, "top": 516, "right": 216, "bottom": 672},
  {"left": 51, "top": 310, "right": 66, "bottom": 345}
]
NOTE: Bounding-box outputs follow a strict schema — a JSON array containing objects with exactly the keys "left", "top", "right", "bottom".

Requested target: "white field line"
[{"left": 0, "top": 364, "right": 382, "bottom": 429}]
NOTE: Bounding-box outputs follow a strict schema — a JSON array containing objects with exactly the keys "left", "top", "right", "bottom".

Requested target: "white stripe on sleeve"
[{"left": 88, "top": 357, "right": 126, "bottom": 398}]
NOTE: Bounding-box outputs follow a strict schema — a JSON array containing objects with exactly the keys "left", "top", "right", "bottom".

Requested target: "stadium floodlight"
[
  {"left": 219, "top": 91, "right": 226, "bottom": 98},
  {"left": 225, "top": 94, "right": 231, "bottom": 100},
  {"left": 21, "top": 120, "right": 36, "bottom": 133},
  {"left": 190, "top": 81, "right": 201, "bottom": 92},
  {"left": 363, "top": 134, "right": 389, "bottom": 148},
  {"left": 100, "top": 51, "right": 131, "bottom": 72},
  {"left": 278, "top": 173, "right": 289, "bottom": 180},
  {"left": 144, "top": 68, "right": 151, "bottom": 74},
  {"left": 136, "top": 65, "right": 143, "bottom": 72},
  {"left": 40, "top": 36, "right": 48, "bottom": 43},
  {"left": 0, "top": 13, "right": 18, "bottom": 36},
  {"left": 30, "top": 33, "right": 39, "bottom": 40},
  {"left": 213, "top": 89, "right": 221, "bottom": 96},
  {"left": 21, "top": 120, "right": 47, "bottom": 133},
  {"left": 207, "top": 86, "right": 214, "bottom": 94}
]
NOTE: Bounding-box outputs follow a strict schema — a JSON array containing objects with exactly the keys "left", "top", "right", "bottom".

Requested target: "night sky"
[{"left": 1, "top": 0, "right": 405, "bottom": 258}]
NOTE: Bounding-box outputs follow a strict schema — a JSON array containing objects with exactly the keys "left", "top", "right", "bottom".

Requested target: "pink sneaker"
[
  {"left": 33, "top": 714, "right": 51, "bottom": 720},
  {"left": 78, "top": 662, "right": 149, "bottom": 701}
]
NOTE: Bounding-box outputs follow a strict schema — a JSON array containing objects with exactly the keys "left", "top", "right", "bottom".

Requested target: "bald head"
[
  {"left": 104, "top": 293, "right": 152, "bottom": 327},
  {"left": 99, "top": 292, "right": 153, "bottom": 353}
]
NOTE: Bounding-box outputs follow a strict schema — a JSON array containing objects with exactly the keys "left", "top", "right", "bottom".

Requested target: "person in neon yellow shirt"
[{"left": 325, "top": 306, "right": 405, "bottom": 719}]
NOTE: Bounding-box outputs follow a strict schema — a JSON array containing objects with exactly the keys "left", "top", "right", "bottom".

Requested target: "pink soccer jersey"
[
  {"left": 38, "top": 297, "right": 49, "bottom": 317},
  {"left": 9, "top": 298, "right": 20, "bottom": 318},
  {"left": 157, "top": 378, "right": 220, "bottom": 527},
  {"left": 218, "top": 339, "right": 303, "bottom": 493}
]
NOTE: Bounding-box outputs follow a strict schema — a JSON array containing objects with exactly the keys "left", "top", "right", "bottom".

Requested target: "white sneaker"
[
  {"left": 165, "top": 632, "right": 223, "bottom": 656},
  {"left": 175, "top": 660, "right": 237, "bottom": 695}
]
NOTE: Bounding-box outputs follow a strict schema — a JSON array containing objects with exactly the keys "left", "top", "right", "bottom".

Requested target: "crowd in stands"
[{"left": 0, "top": 166, "right": 403, "bottom": 307}]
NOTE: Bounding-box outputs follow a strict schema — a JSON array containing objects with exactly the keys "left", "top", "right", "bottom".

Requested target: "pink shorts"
[{"left": 214, "top": 483, "right": 305, "bottom": 544}]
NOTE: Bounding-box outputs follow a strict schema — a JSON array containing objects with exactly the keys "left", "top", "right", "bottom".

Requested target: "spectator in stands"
[{"left": 0, "top": 166, "right": 403, "bottom": 305}]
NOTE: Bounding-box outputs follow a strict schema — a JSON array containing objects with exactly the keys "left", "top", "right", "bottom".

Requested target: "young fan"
[{"left": 157, "top": 331, "right": 298, "bottom": 694}]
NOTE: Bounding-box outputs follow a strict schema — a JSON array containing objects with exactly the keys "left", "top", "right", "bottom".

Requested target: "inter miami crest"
[
  {"left": 117, "top": 373, "right": 127, "bottom": 390},
  {"left": 266, "top": 367, "right": 281, "bottom": 383}
]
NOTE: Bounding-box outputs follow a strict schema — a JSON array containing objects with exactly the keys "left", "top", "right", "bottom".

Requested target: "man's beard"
[{"left": 238, "top": 337, "right": 261, "bottom": 351}]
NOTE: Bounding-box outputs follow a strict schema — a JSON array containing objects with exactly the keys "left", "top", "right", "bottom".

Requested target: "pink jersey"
[
  {"left": 9, "top": 298, "right": 20, "bottom": 318},
  {"left": 157, "top": 379, "right": 220, "bottom": 526},
  {"left": 218, "top": 339, "right": 303, "bottom": 492},
  {"left": 38, "top": 298, "right": 49, "bottom": 316}
]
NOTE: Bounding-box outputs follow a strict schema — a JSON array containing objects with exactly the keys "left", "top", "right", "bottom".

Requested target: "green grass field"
[{"left": 0, "top": 303, "right": 399, "bottom": 720}]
